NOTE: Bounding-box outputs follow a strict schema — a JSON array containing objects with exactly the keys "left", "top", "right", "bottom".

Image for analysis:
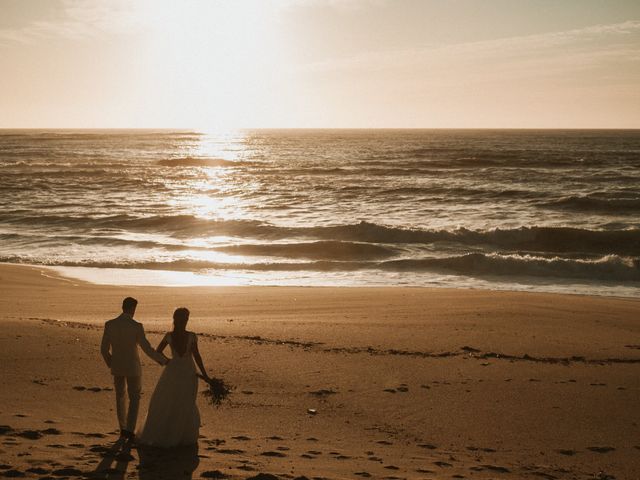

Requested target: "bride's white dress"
[{"left": 138, "top": 331, "right": 201, "bottom": 448}]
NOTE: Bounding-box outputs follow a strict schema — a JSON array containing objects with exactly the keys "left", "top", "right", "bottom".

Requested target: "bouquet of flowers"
[{"left": 199, "top": 375, "right": 233, "bottom": 407}]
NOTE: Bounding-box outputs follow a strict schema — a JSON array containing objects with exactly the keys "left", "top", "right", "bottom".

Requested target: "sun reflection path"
[
  {"left": 189, "top": 129, "right": 250, "bottom": 162},
  {"left": 168, "top": 129, "right": 259, "bottom": 221}
]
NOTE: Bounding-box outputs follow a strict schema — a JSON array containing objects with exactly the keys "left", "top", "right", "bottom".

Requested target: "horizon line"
[{"left": 1, "top": 127, "right": 639, "bottom": 131}]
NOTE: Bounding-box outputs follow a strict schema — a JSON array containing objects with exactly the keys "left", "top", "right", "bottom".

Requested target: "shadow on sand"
[
  {"left": 89, "top": 439, "right": 199, "bottom": 480},
  {"left": 138, "top": 443, "right": 200, "bottom": 480}
]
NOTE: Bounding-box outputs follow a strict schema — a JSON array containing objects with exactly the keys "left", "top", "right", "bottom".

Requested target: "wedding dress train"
[{"left": 138, "top": 332, "right": 200, "bottom": 448}]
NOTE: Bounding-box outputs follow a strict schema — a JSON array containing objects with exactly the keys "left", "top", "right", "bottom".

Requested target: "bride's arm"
[
  {"left": 192, "top": 334, "right": 209, "bottom": 379},
  {"left": 156, "top": 334, "right": 168, "bottom": 354},
  {"left": 137, "top": 325, "right": 168, "bottom": 365}
]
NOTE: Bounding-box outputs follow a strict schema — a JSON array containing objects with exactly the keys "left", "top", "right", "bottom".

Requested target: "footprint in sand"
[
  {"left": 587, "top": 446, "right": 615, "bottom": 453},
  {"left": 260, "top": 451, "right": 287, "bottom": 458},
  {"left": 231, "top": 435, "right": 251, "bottom": 441},
  {"left": 237, "top": 465, "right": 257, "bottom": 472},
  {"left": 354, "top": 472, "right": 371, "bottom": 477},
  {"left": 246, "top": 473, "right": 280, "bottom": 480},
  {"left": 201, "top": 470, "right": 229, "bottom": 479},
  {"left": 52, "top": 467, "right": 84, "bottom": 476},
  {"left": 434, "top": 461, "right": 453, "bottom": 468},
  {"left": 418, "top": 443, "right": 437, "bottom": 450},
  {"left": 309, "top": 389, "right": 338, "bottom": 397},
  {"left": 300, "top": 454, "right": 314, "bottom": 459},
  {"left": 376, "top": 440, "right": 393, "bottom": 445},
  {"left": 217, "top": 448, "right": 245, "bottom": 455},
  {"left": 530, "top": 472, "right": 558, "bottom": 480},
  {"left": 267, "top": 435, "right": 284, "bottom": 441},
  {"left": 384, "top": 464, "right": 400, "bottom": 470},
  {"left": 557, "top": 449, "right": 577, "bottom": 456},
  {"left": 25, "top": 467, "right": 49, "bottom": 474},
  {"left": 205, "top": 438, "right": 226, "bottom": 446},
  {"left": 306, "top": 437, "right": 318, "bottom": 442},
  {"left": 16, "top": 430, "right": 43, "bottom": 440},
  {"left": 481, "top": 464, "right": 510, "bottom": 473},
  {"left": 416, "top": 468, "right": 435, "bottom": 474},
  {"left": 2, "top": 469, "right": 25, "bottom": 477}
]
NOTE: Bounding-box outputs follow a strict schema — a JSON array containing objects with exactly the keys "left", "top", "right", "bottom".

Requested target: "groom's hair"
[{"left": 122, "top": 297, "right": 138, "bottom": 313}]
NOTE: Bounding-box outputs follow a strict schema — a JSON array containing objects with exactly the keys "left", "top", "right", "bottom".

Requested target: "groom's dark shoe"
[{"left": 120, "top": 429, "right": 135, "bottom": 441}]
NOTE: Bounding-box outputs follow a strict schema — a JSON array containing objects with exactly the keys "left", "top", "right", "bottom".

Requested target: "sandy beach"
[{"left": 0, "top": 263, "right": 639, "bottom": 479}]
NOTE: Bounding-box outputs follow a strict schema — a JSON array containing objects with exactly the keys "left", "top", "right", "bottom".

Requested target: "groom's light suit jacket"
[{"left": 100, "top": 314, "right": 165, "bottom": 377}]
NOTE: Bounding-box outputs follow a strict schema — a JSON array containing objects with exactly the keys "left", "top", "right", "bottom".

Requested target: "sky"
[{"left": 1, "top": 0, "right": 639, "bottom": 129}]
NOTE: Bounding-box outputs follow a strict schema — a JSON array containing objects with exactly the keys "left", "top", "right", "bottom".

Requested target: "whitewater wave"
[
  {"left": 2, "top": 215, "right": 639, "bottom": 256},
  {"left": 0, "top": 232, "right": 399, "bottom": 261},
  {"left": 216, "top": 240, "right": 397, "bottom": 260},
  {"left": 2, "top": 253, "right": 637, "bottom": 283},
  {"left": 540, "top": 195, "right": 640, "bottom": 213},
  {"left": 381, "top": 253, "right": 640, "bottom": 282}
]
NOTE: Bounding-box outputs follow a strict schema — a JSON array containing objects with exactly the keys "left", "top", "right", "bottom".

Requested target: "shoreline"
[
  {"left": 4, "top": 261, "right": 639, "bottom": 299},
  {"left": 1, "top": 262, "right": 639, "bottom": 479}
]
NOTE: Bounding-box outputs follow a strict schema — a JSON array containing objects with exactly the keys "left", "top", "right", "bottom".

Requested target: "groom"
[{"left": 100, "top": 297, "right": 168, "bottom": 440}]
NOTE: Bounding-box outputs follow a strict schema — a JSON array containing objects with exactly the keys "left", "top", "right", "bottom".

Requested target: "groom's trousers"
[{"left": 113, "top": 375, "right": 141, "bottom": 432}]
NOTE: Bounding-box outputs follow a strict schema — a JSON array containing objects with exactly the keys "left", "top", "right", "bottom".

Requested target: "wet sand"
[{"left": 0, "top": 263, "right": 639, "bottom": 479}]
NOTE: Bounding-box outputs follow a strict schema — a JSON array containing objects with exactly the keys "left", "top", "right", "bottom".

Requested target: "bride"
[{"left": 138, "top": 307, "right": 210, "bottom": 448}]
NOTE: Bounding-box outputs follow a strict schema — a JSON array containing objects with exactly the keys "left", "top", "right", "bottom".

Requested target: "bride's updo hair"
[{"left": 173, "top": 307, "right": 190, "bottom": 332}]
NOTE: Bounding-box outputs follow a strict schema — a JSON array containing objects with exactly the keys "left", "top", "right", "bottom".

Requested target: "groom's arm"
[
  {"left": 137, "top": 324, "right": 169, "bottom": 365},
  {"left": 100, "top": 325, "right": 112, "bottom": 368}
]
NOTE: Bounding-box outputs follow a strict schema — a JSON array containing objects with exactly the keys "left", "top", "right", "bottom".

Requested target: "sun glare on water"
[{"left": 167, "top": 130, "right": 252, "bottom": 222}]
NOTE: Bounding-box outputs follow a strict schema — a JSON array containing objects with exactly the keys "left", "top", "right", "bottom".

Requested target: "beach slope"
[{"left": 0, "top": 264, "right": 638, "bottom": 479}]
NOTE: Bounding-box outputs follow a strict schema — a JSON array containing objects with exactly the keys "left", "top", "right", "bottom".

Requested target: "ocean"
[{"left": 1, "top": 129, "right": 638, "bottom": 296}]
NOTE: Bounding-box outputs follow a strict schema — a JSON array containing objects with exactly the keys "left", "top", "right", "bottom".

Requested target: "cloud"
[
  {"left": 0, "top": 0, "right": 148, "bottom": 46},
  {"left": 288, "top": 19, "right": 640, "bottom": 96}
]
